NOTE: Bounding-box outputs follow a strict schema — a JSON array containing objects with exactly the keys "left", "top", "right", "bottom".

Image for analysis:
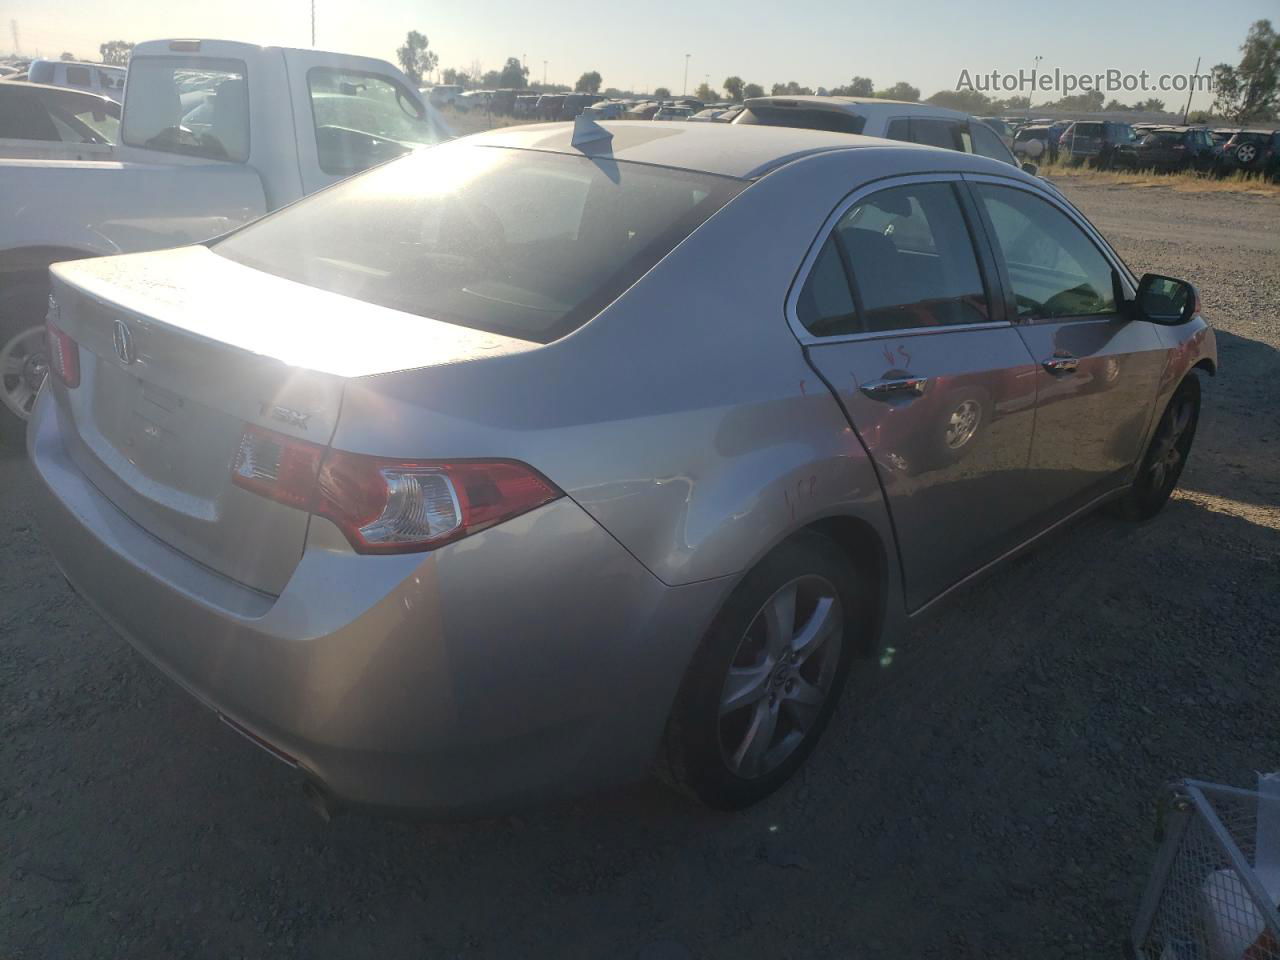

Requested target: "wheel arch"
[{"left": 800, "top": 514, "right": 890, "bottom": 659}]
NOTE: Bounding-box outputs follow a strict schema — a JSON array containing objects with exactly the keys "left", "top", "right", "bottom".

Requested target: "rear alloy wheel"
[
  {"left": 0, "top": 323, "right": 47, "bottom": 447},
  {"left": 1235, "top": 142, "right": 1259, "bottom": 166},
  {"left": 1, "top": 280, "right": 51, "bottom": 448},
  {"left": 660, "top": 533, "right": 867, "bottom": 809},
  {"left": 1113, "top": 376, "right": 1200, "bottom": 521}
]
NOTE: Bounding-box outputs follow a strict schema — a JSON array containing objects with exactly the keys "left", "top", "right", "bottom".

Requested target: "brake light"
[
  {"left": 46, "top": 316, "right": 80, "bottom": 389},
  {"left": 231, "top": 425, "right": 562, "bottom": 554}
]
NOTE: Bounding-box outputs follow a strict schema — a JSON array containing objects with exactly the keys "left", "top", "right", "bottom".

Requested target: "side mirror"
[
  {"left": 1021, "top": 162, "right": 1039, "bottom": 176},
  {"left": 1135, "top": 273, "right": 1199, "bottom": 325}
]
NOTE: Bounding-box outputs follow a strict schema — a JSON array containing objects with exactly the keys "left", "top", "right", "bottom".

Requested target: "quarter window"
[
  {"left": 64, "top": 65, "right": 92, "bottom": 88},
  {"left": 911, "top": 118, "right": 961, "bottom": 151},
  {"left": 797, "top": 182, "right": 990, "bottom": 336},
  {"left": 975, "top": 184, "right": 1117, "bottom": 320}
]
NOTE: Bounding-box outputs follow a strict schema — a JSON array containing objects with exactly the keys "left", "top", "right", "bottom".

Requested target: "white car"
[
  {"left": 27, "top": 59, "right": 127, "bottom": 103},
  {"left": 734, "top": 96, "right": 1022, "bottom": 168}
]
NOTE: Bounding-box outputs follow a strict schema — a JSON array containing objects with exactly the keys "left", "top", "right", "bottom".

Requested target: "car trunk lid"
[{"left": 48, "top": 246, "right": 535, "bottom": 595}]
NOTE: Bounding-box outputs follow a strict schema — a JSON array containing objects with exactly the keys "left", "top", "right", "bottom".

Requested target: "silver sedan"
[{"left": 30, "top": 122, "right": 1216, "bottom": 815}]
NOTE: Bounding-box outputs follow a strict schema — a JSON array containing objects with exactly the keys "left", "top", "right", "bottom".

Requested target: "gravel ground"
[{"left": 1, "top": 181, "right": 1277, "bottom": 959}]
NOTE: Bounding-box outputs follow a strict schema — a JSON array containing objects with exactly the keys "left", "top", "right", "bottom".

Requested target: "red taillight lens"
[
  {"left": 45, "top": 318, "right": 80, "bottom": 388},
  {"left": 231, "top": 425, "right": 562, "bottom": 554}
]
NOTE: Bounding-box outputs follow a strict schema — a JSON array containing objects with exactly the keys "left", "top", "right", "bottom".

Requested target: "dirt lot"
[{"left": 1, "top": 181, "right": 1277, "bottom": 959}]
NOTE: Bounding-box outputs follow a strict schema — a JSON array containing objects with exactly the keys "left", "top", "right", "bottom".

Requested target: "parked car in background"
[
  {"left": 30, "top": 121, "right": 1215, "bottom": 816},
  {"left": 425, "top": 84, "right": 463, "bottom": 108},
  {"left": 977, "top": 116, "right": 1014, "bottom": 149},
  {"left": 0, "top": 83, "right": 120, "bottom": 160},
  {"left": 734, "top": 96, "right": 1024, "bottom": 168},
  {"left": 689, "top": 107, "right": 731, "bottom": 122},
  {"left": 654, "top": 104, "right": 694, "bottom": 121},
  {"left": 1220, "top": 129, "right": 1280, "bottom": 178},
  {"left": 1012, "top": 122, "right": 1064, "bottom": 163},
  {"left": 624, "top": 101, "right": 661, "bottom": 119},
  {"left": 1059, "top": 120, "right": 1138, "bottom": 168},
  {"left": 515, "top": 94, "right": 543, "bottom": 118},
  {"left": 459, "top": 90, "right": 492, "bottom": 111},
  {"left": 559, "top": 93, "right": 603, "bottom": 120},
  {"left": 583, "top": 100, "right": 626, "bottom": 120},
  {"left": 0, "top": 38, "right": 447, "bottom": 443},
  {"left": 1131, "top": 126, "right": 1218, "bottom": 172},
  {"left": 26, "top": 59, "right": 127, "bottom": 102}
]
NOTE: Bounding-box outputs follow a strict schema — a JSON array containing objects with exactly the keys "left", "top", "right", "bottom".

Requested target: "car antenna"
[{"left": 572, "top": 114, "right": 613, "bottom": 150}]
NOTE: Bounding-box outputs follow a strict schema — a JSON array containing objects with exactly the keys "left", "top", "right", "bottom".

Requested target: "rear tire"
[
  {"left": 659, "top": 532, "right": 870, "bottom": 809},
  {"left": 0, "top": 280, "right": 51, "bottom": 449},
  {"left": 1112, "top": 375, "right": 1200, "bottom": 522}
]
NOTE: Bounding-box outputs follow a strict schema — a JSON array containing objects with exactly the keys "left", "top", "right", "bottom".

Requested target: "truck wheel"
[
  {"left": 0, "top": 281, "right": 51, "bottom": 448},
  {"left": 659, "top": 532, "right": 870, "bottom": 809}
]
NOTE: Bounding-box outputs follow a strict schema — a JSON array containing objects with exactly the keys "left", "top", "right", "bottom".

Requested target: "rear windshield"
[
  {"left": 737, "top": 105, "right": 866, "bottom": 135},
  {"left": 122, "top": 56, "right": 249, "bottom": 162},
  {"left": 213, "top": 144, "right": 743, "bottom": 343}
]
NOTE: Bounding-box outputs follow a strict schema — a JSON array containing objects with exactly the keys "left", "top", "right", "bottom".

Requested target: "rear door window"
[
  {"left": 971, "top": 121, "right": 1014, "bottom": 164},
  {"left": 797, "top": 181, "right": 990, "bottom": 336},
  {"left": 911, "top": 118, "right": 962, "bottom": 151},
  {"left": 886, "top": 118, "right": 911, "bottom": 142},
  {"left": 121, "top": 56, "right": 249, "bottom": 162},
  {"left": 307, "top": 68, "right": 444, "bottom": 176},
  {"left": 64, "top": 65, "right": 92, "bottom": 88}
]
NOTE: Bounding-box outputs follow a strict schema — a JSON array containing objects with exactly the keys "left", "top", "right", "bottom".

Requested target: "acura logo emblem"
[{"left": 112, "top": 320, "right": 136, "bottom": 365}]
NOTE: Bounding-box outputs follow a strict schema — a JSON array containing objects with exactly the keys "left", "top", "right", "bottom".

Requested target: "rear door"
[
  {"left": 966, "top": 177, "right": 1166, "bottom": 518},
  {"left": 793, "top": 175, "right": 1040, "bottom": 611}
]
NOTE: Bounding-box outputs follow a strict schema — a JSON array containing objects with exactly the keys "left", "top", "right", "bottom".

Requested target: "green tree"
[
  {"left": 498, "top": 57, "right": 529, "bottom": 88},
  {"left": 743, "top": 82, "right": 765, "bottom": 99},
  {"left": 481, "top": 69, "right": 502, "bottom": 89},
  {"left": 1103, "top": 99, "right": 1130, "bottom": 111},
  {"left": 876, "top": 81, "right": 920, "bottom": 102},
  {"left": 925, "top": 88, "right": 993, "bottom": 113},
  {"left": 576, "top": 70, "right": 602, "bottom": 93},
  {"left": 840, "top": 76, "right": 874, "bottom": 97},
  {"left": 99, "top": 40, "right": 133, "bottom": 65},
  {"left": 771, "top": 81, "right": 813, "bottom": 96},
  {"left": 396, "top": 31, "right": 439, "bottom": 85},
  {"left": 59, "top": 51, "right": 77, "bottom": 61},
  {"left": 1134, "top": 97, "right": 1166, "bottom": 112},
  {"left": 653, "top": 86, "right": 671, "bottom": 99},
  {"left": 1213, "top": 20, "right": 1279, "bottom": 121},
  {"left": 723, "top": 76, "right": 744, "bottom": 101},
  {"left": 694, "top": 81, "right": 717, "bottom": 101}
]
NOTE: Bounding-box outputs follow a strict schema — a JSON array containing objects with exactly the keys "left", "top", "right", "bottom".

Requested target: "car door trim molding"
[{"left": 784, "top": 172, "right": 1014, "bottom": 347}]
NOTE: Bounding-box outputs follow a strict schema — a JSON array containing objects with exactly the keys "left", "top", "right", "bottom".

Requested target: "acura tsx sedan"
[{"left": 30, "top": 121, "right": 1215, "bottom": 815}]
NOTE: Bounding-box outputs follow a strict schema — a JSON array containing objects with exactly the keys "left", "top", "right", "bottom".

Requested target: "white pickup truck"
[{"left": 0, "top": 38, "right": 448, "bottom": 442}]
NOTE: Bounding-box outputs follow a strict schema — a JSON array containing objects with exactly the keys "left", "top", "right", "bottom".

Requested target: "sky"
[{"left": 5, "top": 0, "right": 1274, "bottom": 112}]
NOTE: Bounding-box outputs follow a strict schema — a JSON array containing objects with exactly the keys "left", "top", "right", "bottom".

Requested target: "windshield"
[{"left": 213, "top": 143, "right": 743, "bottom": 343}]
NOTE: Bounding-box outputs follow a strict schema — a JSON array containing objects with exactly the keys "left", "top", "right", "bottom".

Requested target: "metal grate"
[{"left": 1131, "top": 780, "right": 1280, "bottom": 960}]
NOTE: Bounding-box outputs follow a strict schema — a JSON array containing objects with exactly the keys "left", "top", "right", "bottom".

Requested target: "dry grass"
[
  {"left": 438, "top": 106, "right": 537, "bottom": 138},
  {"left": 1038, "top": 158, "right": 1280, "bottom": 197}
]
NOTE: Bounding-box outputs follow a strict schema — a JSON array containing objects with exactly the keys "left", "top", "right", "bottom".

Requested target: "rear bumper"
[{"left": 29, "top": 388, "right": 729, "bottom": 814}]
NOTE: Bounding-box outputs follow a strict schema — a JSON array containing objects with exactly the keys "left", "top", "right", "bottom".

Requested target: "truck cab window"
[
  {"left": 121, "top": 56, "right": 249, "bottom": 163},
  {"left": 307, "top": 68, "right": 444, "bottom": 177}
]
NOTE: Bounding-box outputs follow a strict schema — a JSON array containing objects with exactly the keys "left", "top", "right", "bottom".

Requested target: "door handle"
[
  {"left": 1042, "top": 354, "right": 1080, "bottom": 374},
  {"left": 860, "top": 375, "right": 929, "bottom": 399}
]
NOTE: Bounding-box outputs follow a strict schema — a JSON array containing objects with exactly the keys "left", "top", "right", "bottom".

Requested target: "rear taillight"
[
  {"left": 45, "top": 315, "right": 80, "bottom": 389},
  {"left": 231, "top": 425, "right": 562, "bottom": 554}
]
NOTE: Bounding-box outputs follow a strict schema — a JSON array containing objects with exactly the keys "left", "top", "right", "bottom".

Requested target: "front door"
[
  {"left": 967, "top": 179, "right": 1166, "bottom": 519},
  {"left": 794, "top": 177, "right": 1040, "bottom": 611}
]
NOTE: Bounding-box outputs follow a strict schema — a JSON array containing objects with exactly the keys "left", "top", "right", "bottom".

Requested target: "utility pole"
[
  {"left": 1182, "top": 56, "right": 1200, "bottom": 124},
  {"left": 310, "top": 0, "right": 315, "bottom": 47},
  {"left": 1028, "top": 55, "right": 1042, "bottom": 115},
  {"left": 543, "top": 60, "right": 547, "bottom": 87},
  {"left": 10, "top": 20, "right": 19, "bottom": 56},
  {"left": 683, "top": 53, "right": 690, "bottom": 96}
]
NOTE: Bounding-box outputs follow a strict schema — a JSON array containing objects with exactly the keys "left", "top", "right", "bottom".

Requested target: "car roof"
[
  {"left": 461, "top": 119, "right": 1023, "bottom": 181},
  {"left": 742, "top": 96, "right": 971, "bottom": 121},
  {"left": 0, "top": 80, "right": 118, "bottom": 107}
]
